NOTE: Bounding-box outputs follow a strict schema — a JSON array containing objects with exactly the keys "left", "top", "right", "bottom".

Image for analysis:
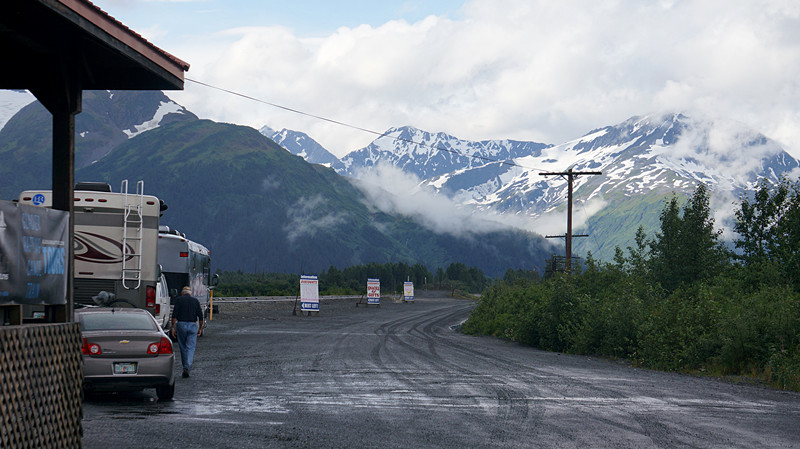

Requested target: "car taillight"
[
  {"left": 155, "top": 304, "right": 161, "bottom": 315},
  {"left": 148, "top": 337, "right": 173, "bottom": 355},
  {"left": 81, "top": 338, "right": 102, "bottom": 355},
  {"left": 160, "top": 337, "right": 173, "bottom": 354},
  {"left": 146, "top": 285, "right": 156, "bottom": 308}
]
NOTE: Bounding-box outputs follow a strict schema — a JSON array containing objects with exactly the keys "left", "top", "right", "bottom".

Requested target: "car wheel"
[{"left": 156, "top": 382, "right": 175, "bottom": 401}]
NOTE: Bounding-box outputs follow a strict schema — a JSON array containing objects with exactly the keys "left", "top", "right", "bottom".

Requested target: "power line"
[{"left": 185, "top": 77, "right": 550, "bottom": 172}]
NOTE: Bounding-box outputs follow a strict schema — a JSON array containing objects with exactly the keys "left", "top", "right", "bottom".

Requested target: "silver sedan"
[{"left": 76, "top": 307, "right": 176, "bottom": 400}]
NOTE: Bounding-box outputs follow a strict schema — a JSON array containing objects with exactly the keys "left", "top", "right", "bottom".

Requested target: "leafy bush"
[
  {"left": 768, "top": 349, "right": 800, "bottom": 391},
  {"left": 462, "top": 181, "right": 800, "bottom": 391}
]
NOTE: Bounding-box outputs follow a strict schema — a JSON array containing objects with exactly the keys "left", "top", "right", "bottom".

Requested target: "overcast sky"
[{"left": 91, "top": 0, "right": 800, "bottom": 159}]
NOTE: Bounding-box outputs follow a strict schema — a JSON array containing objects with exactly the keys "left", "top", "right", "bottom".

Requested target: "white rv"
[
  {"left": 19, "top": 181, "right": 168, "bottom": 323},
  {"left": 157, "top": 227, "right": 217, "bottom": 335},
  {"left": 157, "top": 226, "right": 216, "bottom": 308}
]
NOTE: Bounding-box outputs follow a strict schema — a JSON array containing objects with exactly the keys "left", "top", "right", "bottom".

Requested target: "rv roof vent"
[
  {"left": 75, "top": 182, "right": 112, "bottom": 192},
  {"left": 159, "top": 225, "right": 170, "bottom": 233}
]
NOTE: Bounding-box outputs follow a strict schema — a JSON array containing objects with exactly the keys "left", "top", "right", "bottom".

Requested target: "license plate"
[{"left": 113, "top": 362, "right": 137, "bottom": 374}]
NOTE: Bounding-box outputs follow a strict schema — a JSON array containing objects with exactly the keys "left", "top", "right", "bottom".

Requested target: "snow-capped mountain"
[
  {"left": 340, "top": 126, "right": 551, "bottom": 180},
  {"left": 75, "top": 90, "right": 197, "bottom": 167},
  {"left": 416, "top": 113, "right": 799, "bottom": 258},
  {"left": 426, "top": 113, "right": 798, "bottom": 213},
  {"left": 265, "top": 113, "right": 799, "bottom": 260},
  {"left": 260, "top": 126, "right": 344, "bottom": 171},
  {"left": 0, "top": 89, "right": 197, "bottom": 169}
]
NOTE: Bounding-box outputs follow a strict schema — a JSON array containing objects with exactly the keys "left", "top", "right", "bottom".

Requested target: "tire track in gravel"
[
  {"left": 417, "top": 304, "right": 541, "bottom": 444},
  {"left": 369, "top": 301, "right": 538, "bottom": 445}
]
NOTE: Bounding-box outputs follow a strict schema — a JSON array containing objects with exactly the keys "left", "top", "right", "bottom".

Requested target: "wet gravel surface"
[{"left": 82, "top": 295, "right": 800, "bottom": 448}]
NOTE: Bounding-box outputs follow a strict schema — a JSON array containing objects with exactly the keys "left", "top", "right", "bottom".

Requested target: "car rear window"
[{"left": 80, "top": 312, "right": 157, "bottom": 331}]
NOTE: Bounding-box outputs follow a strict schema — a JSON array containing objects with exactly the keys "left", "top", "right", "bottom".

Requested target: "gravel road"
[{"left": 82, "top": 295, "right": 800, "bottom": 448}]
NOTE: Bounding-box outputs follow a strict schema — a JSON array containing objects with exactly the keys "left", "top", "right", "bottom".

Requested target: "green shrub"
[{"left": 768, "top": 348, "right": 800, "bottom": 390}]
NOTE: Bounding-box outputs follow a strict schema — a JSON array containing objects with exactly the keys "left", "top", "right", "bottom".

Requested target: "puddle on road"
[
  {"left": 185, "top": 393, "right": 290, "bottom": 416},
  {"left": 84, "top": 391, "right": 182, "bottom": 419},
  {"left": 84, "top": 385, "right": 290, "bottom": 424}
]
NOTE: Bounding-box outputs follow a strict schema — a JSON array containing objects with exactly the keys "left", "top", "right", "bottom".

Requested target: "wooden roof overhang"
[
  {"left": 1, "top": 0, "right": 189, "bottom": 95},
  {"left": 0, "top": 0, "right": 189, "bottom": 321}
]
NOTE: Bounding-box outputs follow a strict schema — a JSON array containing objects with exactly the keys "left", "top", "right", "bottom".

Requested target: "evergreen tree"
[
  {"left": 734, "top": 178, "right": 787, "bottom": 265},
  {"left": 681, "top": 183, "right": 728, "bottom": 282},
  {"left": 649, "top": 195, "right": 683, "bottom": 291},
  {"left": 650, "top": 185, "right": 728, "bottom": 291},
  {"left": 735, "top": 177, "right": 800, "bottom": 290}
]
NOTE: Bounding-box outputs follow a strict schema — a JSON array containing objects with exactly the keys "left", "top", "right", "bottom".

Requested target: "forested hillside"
[{"left": 75, "top": 119, "right": 554, "bottom": 275}]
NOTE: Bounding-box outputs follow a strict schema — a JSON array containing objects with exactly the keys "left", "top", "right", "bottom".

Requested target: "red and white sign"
[{"left": 367, "top": 278, "right": 380, "bottom": 305}]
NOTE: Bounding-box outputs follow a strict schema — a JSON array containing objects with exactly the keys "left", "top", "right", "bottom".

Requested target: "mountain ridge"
[
  {"left": 266, "top": 111, "right": 799, "bottom": 260},
  {"left": 0, "top": 91, "right": 556, "bottom": 276}
]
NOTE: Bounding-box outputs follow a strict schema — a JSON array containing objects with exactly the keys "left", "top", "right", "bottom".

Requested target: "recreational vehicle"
[
  {"left": 19, "top": 181, "right": 168, "bottom": 323},
  {"left": 157, "top": 226, "right": 217, "bottom": 318}
]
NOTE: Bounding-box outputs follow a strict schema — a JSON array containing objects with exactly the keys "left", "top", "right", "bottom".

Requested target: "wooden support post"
[
  {"left": 1, "top": 305, "right": 23, "bottom": 326},
  {"left": 31, "top": 66, "right": 82, "bottom": 323},
  {"left": 540, "top": 169, "right": 602, "bottom": 272}
]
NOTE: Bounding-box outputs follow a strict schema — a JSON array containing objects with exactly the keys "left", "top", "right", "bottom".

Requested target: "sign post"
[
  {"left": 366, "top": 278, "right": 380, "bottom": 306},
  {"left": 299, "top": 275, "right": 319, "bottom": 314},
  {"left": 403, "top": 281, "right": 414, "bottom": 303}
]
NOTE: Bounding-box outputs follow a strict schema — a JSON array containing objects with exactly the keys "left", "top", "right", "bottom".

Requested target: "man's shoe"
[{"left": 182, "top": 369, "right": 190, "bottom": 378}]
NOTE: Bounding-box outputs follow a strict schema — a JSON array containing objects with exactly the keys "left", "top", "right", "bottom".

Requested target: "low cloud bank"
[
  {"left": 284, "top": 194, "right": 348, "bottom": 243},
  {"left": 352, "top": 163, "right": 590, "bottom": 239}
]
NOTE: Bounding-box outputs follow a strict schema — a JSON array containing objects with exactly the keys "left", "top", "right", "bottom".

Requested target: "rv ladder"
[{"left": 121, "top": 180, "right": 144, "bottom": 289}]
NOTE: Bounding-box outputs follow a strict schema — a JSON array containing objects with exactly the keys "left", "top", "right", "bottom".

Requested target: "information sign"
[
  {"left": 367, "top": 278, "right": 380, "bottom": 305},
  {"left": 300, "top": 275, "right": 319, "bottom": 312},
  {"left": 403, "top": 281, "right": 414, "bottom": 302}
]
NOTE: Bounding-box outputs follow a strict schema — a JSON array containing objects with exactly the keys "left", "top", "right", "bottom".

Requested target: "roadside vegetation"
[
  {"left": 463, "top": 179, "right": 800, "bottom": 391},
  {"left": 215, "top": 261, "right": 490, "bottom": 297}
]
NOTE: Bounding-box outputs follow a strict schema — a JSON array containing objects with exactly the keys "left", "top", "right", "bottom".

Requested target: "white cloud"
[
  {"left": 284, "top": 195, "right": 348, "bottom": 243},
  {"left": 352, "top": 163, "right": 580, "bottom": 238},
  {"left": 167, "top": 0, "right": 800, "bottom": 160},
  {"left": 261, "top": 176, "right": 280, "bottom": 191},
  {"left": 666, "top": 115, "right": 787, "bottom": 182}
]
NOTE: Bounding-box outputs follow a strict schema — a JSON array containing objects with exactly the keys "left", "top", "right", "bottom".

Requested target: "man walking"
[{"left": 170, "top": 286, "right": 204, "bottom": 378}]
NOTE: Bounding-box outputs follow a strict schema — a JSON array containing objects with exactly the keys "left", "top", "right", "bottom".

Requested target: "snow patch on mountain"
[
  {"left": 123, "top": 101, "right": 186, "bottom": 139},
  {"left": 341, "top": 126, "right": 551, "bottom": 180},
  {"left": 260, "top": 125, "right": 344, "bottom": 170},
  {"left": 0, "top": 90, "right": 35, "bottom": 131}
]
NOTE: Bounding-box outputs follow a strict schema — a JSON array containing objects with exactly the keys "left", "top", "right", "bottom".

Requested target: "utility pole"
[{"left": 539, "top": 168, "right": 602, "bottom": 272}]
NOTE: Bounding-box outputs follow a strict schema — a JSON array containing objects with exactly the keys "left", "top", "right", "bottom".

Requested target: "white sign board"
[
  {"left": 367, "top": 278, "right": 380, "bottom": 305},
  {"left": 300, "top": 275, "right": 319, "bottom": 312},
  {"left": 403, "top": 281, "right": 414, "bottom": 302}
]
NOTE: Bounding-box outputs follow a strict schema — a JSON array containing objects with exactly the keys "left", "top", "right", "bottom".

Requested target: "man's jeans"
[{"left": 175, "top": 321, "right": 198, "bottom": 371}]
